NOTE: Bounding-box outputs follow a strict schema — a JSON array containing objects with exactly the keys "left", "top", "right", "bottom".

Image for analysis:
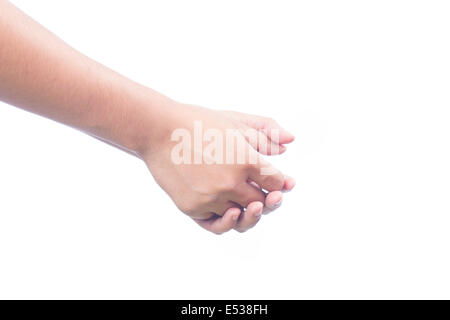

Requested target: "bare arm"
[
  {"left": 0, "top": 0, "right": 171, "bottom": 156},
  {"left": 0, "top": 0, "right": 295, "bottom": 234}
]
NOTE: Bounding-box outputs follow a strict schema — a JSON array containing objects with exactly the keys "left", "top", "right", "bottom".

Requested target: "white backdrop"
[{"left": 1, "top": 0, "right": 449, "bottom": 299}]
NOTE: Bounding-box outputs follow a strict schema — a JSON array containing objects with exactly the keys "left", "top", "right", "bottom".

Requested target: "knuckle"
[
  {"left": 177, "top": 202, "right": 191, "bottom": 214},
  {"left": 177, "top": 200, "right": 200, "bottom": 216},
  {"left": 199, "top": 212, "right": 214, "bottom": 220},
  {"left": 273, "top": 175, "right": 284, "bottom": 189},
  {"left": 264, "top": 173, "right": 284, "bottom": 190},
  {"left": 248, "top": 160, "right": 262, "bottom": 172},
  {"left": 263, "top": 116, "right": 277, "bottom": 126},
  {"left": 260, "top": 174, "right": 273, "bottom": 185},
  {"left": 268, "top": 117, "right": 278, "bottom": 125},
  {"left": 180, "top": 193, "right": 218, "bottom": 215}
]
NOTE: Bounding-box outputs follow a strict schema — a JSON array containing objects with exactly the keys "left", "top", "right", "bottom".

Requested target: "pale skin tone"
[{"left": 0, "top": 1, "right": 296, "bottom": 234}]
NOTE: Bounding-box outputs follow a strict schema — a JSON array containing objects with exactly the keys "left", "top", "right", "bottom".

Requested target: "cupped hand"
[{"left": 139, "top": 102, "right": 295, "bottom": 234}]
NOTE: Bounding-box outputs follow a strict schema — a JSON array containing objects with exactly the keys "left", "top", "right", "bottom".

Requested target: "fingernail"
[
  {"left": 232, "top": 214, "right": 239, "bottom": 221},
  {"left": 255, "top": 209, "right": 263, "bottom": 217},
  {"left": 273, "top": 200, "right": 282, "bottom": 208}
]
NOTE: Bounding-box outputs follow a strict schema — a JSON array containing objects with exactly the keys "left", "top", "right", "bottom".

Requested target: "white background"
[{"left": 1, "top": 0, "right": 449, "bottom": 299}]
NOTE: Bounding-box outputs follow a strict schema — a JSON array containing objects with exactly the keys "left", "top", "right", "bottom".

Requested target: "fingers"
[
  {"left": 225, "top": 111, "right": 295, "bottom": 145},
  {"left": 210, "top": 200, "right": 242, "bottom": 217},
  {"left": 234, "top": 201, "right": 264, "bottom": 233},
  {"left": 261, "top": 120, "right": 295, "bottom": 145},
  {"left": 230, "top": 182, "right": 266, "bottom": 208},
  {"left": 282, "top": 175, "right": 296, "bottom": 192},
  {"left": 240, "top": 127, "right": 287, "bottom": 156},
  {"left": 248, "top": 174, "right": 295, "bottom": 194},
  {"left": 246, "top": 180, "right": 285, "bottom": 214},
  {"left": 262, "top": 190, "right": 283, "bottom": 215},
  {"left": 195, "top": 201, "right": 265, "bottom": 234},
  {"left": 247, "top": 159, "right": 285, "bottom": 192},
  {"left": 193, "top": 207, "right": 241, "bottom": 235},
  {"left": 194, "top": 183, "right": 290, "bottom": 234},
  {"left": 250, "top": 118, "right": 295, "bottom": 146}
]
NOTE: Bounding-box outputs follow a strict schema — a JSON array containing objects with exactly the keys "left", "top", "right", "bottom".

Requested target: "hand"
[
  {"left": 139, "top": 102, "right": 295, "bottom": 234},
  {"left": 0, "top": 1, "right": 295, "bottom": 234}
]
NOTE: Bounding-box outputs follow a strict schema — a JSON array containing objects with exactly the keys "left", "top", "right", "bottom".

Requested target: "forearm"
[
  {"left": 0, "top": 2, "right": 295, "bottom": 234},
  {"left": 0, "top": 0, "right": 171, "bottom": 156}
]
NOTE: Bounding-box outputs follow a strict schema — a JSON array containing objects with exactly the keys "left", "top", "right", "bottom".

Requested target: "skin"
[{"left": 0, "top": 1, "right": 295, "bottom": 234}]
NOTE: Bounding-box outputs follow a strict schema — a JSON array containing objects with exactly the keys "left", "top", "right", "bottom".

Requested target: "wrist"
[
  {"left": 122, "top": 84, "right": 180, "bottom": 159},
  {"left": 81, "top": 74, "right": 178, "bottom": 159}
]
